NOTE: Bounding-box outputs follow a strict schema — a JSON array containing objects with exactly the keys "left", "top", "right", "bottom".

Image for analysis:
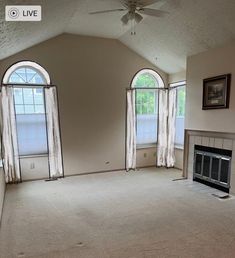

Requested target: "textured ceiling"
[
  {"left": 0, "top": 0, "right": 235, "bottom": 74},
  {"left": 0, "top": 0, "right": 76, "bottom": 59}
]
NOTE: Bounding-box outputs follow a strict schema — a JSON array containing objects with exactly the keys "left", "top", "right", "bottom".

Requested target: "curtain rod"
[
  {"left": 126, "top": 84, "right": 185, "bottom": 91},
  {"left": 126, "top": 87, "right": 167, "bottom": 90},
  {"left": 168, "top": 80, "right": 186, "bottom": 87}
]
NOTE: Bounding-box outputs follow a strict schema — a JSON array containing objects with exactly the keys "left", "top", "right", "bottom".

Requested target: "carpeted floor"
[{"left": 0, "top": 167, "right": 235, "bottom": 258}]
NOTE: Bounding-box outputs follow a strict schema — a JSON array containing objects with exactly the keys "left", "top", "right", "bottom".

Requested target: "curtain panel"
[
  {"left": 1, "top": 86, "right": 21, "bottom": 183},
  {"left": 45, "top": 86, "right": 63, "bottom": 178},
  {"left": 167, "top": 88, "right": 177, "bottom": 167},
  {"left": 157, "top": 90, "right": 168, "bottom": 167},
  {"left": 126, "top": 90, "right": 136, "bottom": 171}
]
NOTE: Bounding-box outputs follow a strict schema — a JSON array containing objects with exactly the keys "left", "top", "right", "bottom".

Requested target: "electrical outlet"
[
  {"left": 30, "top": 163, "right": 35, "bottom": 169},
  {"left": 144, "top": 153, "right": 147, "bottom": 158}
]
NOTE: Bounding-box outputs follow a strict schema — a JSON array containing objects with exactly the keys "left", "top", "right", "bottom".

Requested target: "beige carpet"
[{"left": 0, "top": 167, "right": 235, "bottom": 258}]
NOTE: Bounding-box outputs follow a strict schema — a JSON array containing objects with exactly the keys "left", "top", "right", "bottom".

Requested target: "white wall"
[
  {"left": 186, "top": 41, "right": 235, "bottom": 132},
  {"left": 0, "top": 33, "right": 168, "bottom": 179},
  {"left": 0, "top": 169, "right": 5, "bottom": 224}
]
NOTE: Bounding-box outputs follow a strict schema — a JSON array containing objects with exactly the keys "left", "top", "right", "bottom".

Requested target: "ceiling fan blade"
[
  {"left": 134, "top": 12, "right": 143, "bottom": 23},
  {"left": 120, "top": 0, "right": 162, "bottom": 8},
  {"left": 137, "top": 0, "right": 162, "bottom": 7},
  {"left": 121, "top": 12, "right": 130, "bottom": 25},
  {"left": 89, "top": 8, "right": 126, "bottom": 15},
  {"left": 138, "top": 8, "right": 168, "bottom": 17}
]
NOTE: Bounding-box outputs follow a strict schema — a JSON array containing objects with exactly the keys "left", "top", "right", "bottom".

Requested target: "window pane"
[
  {"left": 34, "top": 88, "right": 44, "bottom": 104},
  {"left": 26, "top": 68, "right": 36, "bottom": 83},
  {"left": 32, "top": 73, "right": 44, "bottom": 84},
  {"left": 16, "top": 114, "right": 48, "bottom": 155},
  {"left": 137, "top": 114, "right": 158, "bottom": 145},
  {"left": 35, "top": 105, "right": 44, "bottom": 113},
  {"left": 9, "top": 72, "right": 25, "bottom": 84},
  {"left": 15, "top": 105, "right": 24, "bottom": 114},
  {"left": 136, "top": 90, "right": 157, "bottom": 115},
  {"left": 23, "top": 88, "right": 34, "bottom": 104},
  {"left": 175, "top": 117, "right": 184, "bottom": 146},
  {"left": 136, "top": 90, "right": 158, "bottom": 145},
  {"left": 177, "top": 87, "right": 186, "bottom": 117},
  {"left": 175, "top": 86, "right": 186, "bottom": 146},
  {"left": 135, "top": 73, "right": 159, "bottom": 88},
  {"left": 24, "top": 105, "right": 35, "bottom": 114},
  {"left": 8, "top": 67, "right": 45, "bottom": 85},
  {"left": 15, "top": 68, "right": 27, "bottom": 83},
  {"left": 14, "top": 88, "right": 23, "bottom": 104}
]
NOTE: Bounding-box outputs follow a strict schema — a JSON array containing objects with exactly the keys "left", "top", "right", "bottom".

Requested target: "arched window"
[
  {"left": 3, "top": 61, "right": 50, "bottom": 85},
  {"left": 131, "top": 69, "right": 165, "bottom": 146},
  {"left": 131, "top": 69, "right": 164, "bottom": 89},
  {"left": 2, "top": 61, "right": 50, "bottom": 156}
]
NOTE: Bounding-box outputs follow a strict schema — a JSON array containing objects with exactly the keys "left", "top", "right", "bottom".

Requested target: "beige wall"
[
  {"left": 186, "top": 41, "right": 235, "bottom": 132},
  {"left": 174, "top": 149, "right": 183, "bottom": 170},
  {"left": 0, "top": 169, "right": 5, "bottom": 224},
  {"left": 0, "top": 33, "right": 168, "bottom": 179},
  {"left": 20, "top": 157, "right": 49, "bottom": 181},
  {"left": 137, "top": 147, "right": 157, "bottom": 168},
  {"left": 168, "top": 71, "right": 186, "bottom": 84}
]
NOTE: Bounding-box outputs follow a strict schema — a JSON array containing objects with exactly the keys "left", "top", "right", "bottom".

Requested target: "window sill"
[
  {"left": 175, "top": 145, "right": 184, "bottom": 150},
  {"left": 137, "top": 144, "right": 157, "bottom": 149},
  {"left": 19, "top": 154, "right": 48, "bottom": 159},
  {"left": 136, "top": 144, "right": 184, "bottom": 150}
]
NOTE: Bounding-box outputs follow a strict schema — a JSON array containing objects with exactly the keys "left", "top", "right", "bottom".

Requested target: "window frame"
[
  {"left": 131, "top": 69, "right": 165, "bottom": 148},
  {"left": 3, "top": 61, "right": 50, "bottom": 85},
  {"left": 2, "top": 61, "right": 51, "bottom": 157}
]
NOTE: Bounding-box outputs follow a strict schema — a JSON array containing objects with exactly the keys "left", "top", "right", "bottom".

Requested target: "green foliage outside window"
[
  {"left": 177, "top": 87, "right": 186, "bottom": 117},
  {"left": 136, "top": 91, "right": 157, "bottom": 115},
  {"left": 135, "top": 73, "right": 158, "bottom": 88},
  {"left": 135, "top": 73, "right": 158, "bottom": 115}
]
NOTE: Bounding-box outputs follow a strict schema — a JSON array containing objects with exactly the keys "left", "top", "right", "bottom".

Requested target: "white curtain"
[
  {"left": 167, "top": 88, "right": 177, "bottom": 167},
  {"left": 157, "top": 90, "right": 168, "bottom": 167},
  {"left": 126, "top": 90, "right": 136, "bottom": 171},
  {"left": 45, "top": 87, "right": 63, "bottom": 178},
  {"left": 1, "top": 86, "right": 21, "bottom": 183}
]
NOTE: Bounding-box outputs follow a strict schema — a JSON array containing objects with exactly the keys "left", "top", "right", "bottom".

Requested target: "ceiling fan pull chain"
[{"left": 131, "top": 18, "right": 136, "bottom": 35}]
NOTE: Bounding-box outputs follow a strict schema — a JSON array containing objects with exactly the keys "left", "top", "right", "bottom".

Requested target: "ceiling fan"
[{"left": 89, "top": 0, "right": 167, "bottom": 26}]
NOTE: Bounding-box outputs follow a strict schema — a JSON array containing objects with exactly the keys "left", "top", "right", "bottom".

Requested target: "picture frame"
[{"left": 202, "top": 74, "right": 231, "bottom": 110}]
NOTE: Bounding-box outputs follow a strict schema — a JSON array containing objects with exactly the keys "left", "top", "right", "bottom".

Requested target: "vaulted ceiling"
[{"left": 0, "top": 0, "right": 235, "bottom": 74}]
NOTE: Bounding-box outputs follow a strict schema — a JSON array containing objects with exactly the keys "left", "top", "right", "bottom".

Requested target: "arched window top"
[
  {"left": 3, "top": 61, "right": 50, "bottom": 85},
  {"left": 131, "top": 69, "right": 164, "bottom": 89}
]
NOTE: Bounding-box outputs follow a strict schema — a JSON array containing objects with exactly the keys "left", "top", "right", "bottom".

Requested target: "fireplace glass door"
[{"left": 194, "top": 147, "right": 231, "bottom": 190}]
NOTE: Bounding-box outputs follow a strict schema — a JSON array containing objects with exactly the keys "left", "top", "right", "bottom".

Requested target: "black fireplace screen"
[{"left": 194, "top": 145, "right": 232, "bottom": 191}]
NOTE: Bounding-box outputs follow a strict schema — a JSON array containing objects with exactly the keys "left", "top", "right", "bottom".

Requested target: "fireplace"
[{"left": 193, "top": 145, "right": 232, "bottom": 192}]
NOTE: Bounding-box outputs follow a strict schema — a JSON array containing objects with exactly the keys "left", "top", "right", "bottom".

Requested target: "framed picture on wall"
[{"left": 202, "top": 74, "right": 231, "bottom": 110}]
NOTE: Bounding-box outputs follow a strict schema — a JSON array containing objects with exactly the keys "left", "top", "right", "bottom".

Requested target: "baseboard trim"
[
  {"left": 65, "top": 168, "right": 126, "bottom": 178},
  {"left": 13, "top": 165, "right": 180, "bottom": 183},
  {"left": 136, "top": 165, "right": 157, "bottom": 169}
]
